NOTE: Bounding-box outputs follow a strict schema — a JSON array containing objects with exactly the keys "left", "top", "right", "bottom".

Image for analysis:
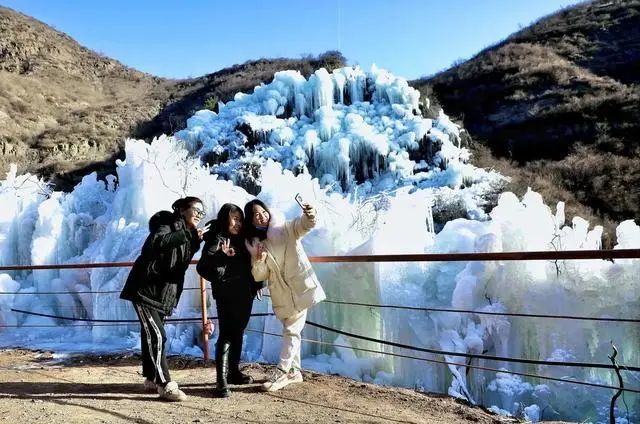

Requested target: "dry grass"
[
  {"left": 0, "top": 6, "right": 345, "bottom": 190},
  {"left": 412, "top": 0, "right": 640, "bottom": 236},
  {"left": 469, "top": 143, "right": 622, "bottom": 247}
]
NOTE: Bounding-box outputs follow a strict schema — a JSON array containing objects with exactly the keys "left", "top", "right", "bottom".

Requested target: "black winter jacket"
[
  {"left": 196, "top": 220, "right": 264, "bottom": 301},
  {"left": 120, "top": 210, "right": 202, "bottom": 314}
]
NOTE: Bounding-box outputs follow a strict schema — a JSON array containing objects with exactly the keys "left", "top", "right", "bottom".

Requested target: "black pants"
[
  {"left": 215, "top": 296, "right": 253, "bottom": 371},
  {"left": 133, "top": 303, "right": 170, "bottom": 385}
]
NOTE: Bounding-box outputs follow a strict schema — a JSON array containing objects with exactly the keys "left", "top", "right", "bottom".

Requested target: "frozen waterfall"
[{"left": 0, "top": 66, "right": 638, "bottom": 423}]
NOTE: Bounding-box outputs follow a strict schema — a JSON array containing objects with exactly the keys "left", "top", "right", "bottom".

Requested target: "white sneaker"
[
  {"left": 262, "top": 367, "right": 287, "bottom": 392},
  {"left": 288, "top": 368, "right": 303, "bottom": 384},
  {"left": 157, "top": 381, "right": 187, "bottom": 401},
  {"left": 143, "top": 378, "right": 157, "bottom": 392},
  {"left": 262, "top": 367, "right": 303, "bottom": 392}
]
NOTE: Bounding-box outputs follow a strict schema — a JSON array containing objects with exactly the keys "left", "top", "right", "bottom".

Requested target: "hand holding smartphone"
[
  {"left": 295, "top": 193, "right": 305, "bottom": 209},
  {"left": 295, "top": 193, "right": 316, "bottom": 219}
]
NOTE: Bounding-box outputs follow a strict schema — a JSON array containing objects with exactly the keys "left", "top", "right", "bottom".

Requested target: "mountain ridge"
[
  {"left": 412, "top": 0, "right": 640, "bottom": 243},
  {"left": 0, "top": 5, "right": 345, "bottom": 190},
  {"left": 2, "top": 2, "right": 638, "bottom": 244}
]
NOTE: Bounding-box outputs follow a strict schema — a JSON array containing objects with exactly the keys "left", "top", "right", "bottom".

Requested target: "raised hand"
[
  {"left": 221, "top": 238, "right": 236, "bottom": 256},
  {"left": 256, "top": 242, "right": 267, "bottom": 262},
  {"left": 302, "top": 203, "right": 316, "bottom": 220},
  {"left": 204, "top": 319, "right": 215, "bottom": 336},
  {"left": 197, "top": 224, "right": 211, "bottom": 240}
]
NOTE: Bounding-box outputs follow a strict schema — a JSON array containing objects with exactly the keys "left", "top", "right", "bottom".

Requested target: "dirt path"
[{"left": 0, "top": 349, "right": 520, "bottom": 424}]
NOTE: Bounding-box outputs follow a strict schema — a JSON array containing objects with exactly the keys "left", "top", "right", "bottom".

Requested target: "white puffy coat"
[{"left": 246, "top": 210, "right": 325, "bottom": 320}]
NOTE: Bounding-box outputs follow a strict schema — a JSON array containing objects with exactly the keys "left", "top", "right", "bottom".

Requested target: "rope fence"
[
  {"left": 8, "top": 308, "right": 640, "bottom": 374},
  {"left": 6, "top": 307, "right": 639, "bottom": 395},
  {"left": 2, "top": 290, "right": 638, "bottom": 323},
  {"left": 245, "top": 329, "right": 640, "bottom": 395},
  {"left": 1, "top": 249, "right": 639, "bottom": 416}
]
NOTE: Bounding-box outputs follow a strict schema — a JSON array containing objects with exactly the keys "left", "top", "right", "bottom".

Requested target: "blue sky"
[{"left": 2, "top": 0, "right": 579, "bottom": 80}]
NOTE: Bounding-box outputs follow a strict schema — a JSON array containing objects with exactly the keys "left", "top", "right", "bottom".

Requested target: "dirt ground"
[{"left": 0, "top": 349, "right": 524, "bottom": 424}]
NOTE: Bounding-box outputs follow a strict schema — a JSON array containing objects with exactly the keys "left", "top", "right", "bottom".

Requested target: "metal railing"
[{"left": 1, "top": 248, "right": 639, "bottom": 421}]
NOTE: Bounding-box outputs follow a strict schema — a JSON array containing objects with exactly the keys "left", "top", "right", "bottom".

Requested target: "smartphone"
[{"left": 295, "top": 193, "right": 305, "bottom": 209}]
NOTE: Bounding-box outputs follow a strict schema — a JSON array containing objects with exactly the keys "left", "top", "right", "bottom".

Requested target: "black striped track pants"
[{"left": 133, "top": 303, "right": 170, "bottom": 385}]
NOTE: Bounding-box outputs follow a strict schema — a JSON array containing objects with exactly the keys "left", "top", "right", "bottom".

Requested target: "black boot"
[
  {"left": 228, "top": 341, "right": 253, "bottom": 385},
  {"left": 215, "top": 342, "right": 231, "bottom": 398}
]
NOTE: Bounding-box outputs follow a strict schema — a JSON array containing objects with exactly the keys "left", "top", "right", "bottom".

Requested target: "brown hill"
[
  {"left": 413, "top": 0, "right": 640, "bottom": 244},
  {"left": 0, "top": 6, "right": 344, "bottom": 190}
]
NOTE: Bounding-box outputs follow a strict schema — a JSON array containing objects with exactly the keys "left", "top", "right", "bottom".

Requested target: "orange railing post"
[{"left": 199, "top": 276, "right": 209, "bottom": 362}]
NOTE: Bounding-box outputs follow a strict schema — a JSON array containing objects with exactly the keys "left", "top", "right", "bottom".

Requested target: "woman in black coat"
[
  {"left": 197, "top": 203, "right": 264, "bottom": 398},
  {"left": 121, "top": 196, "right": 208, "bottom": 402}
]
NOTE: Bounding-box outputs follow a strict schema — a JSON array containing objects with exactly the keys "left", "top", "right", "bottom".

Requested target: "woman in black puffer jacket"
[
  {"left": 197, "top": 203, "right": 264, "bottom": 398},
  {"left": 121, "top": 196, "right": 208, "bottom": 402}
]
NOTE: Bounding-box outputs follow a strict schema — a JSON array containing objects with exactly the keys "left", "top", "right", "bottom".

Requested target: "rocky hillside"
[
  {"left": 413, "top": 0, "right": 640, "bottom": 243},
  {"left": 3, "top": 1, "right": 638, "bottom": 245},
  {"left": 0, "top": 6, "right": 165, "bottom": 188},
  {"left": 0, "top": 6, "right": 344, "bottom": 190}
]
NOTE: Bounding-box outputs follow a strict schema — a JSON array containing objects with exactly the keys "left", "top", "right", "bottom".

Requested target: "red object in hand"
[{"left": 204, "top": 320, "right": 215, "bottom": 336}]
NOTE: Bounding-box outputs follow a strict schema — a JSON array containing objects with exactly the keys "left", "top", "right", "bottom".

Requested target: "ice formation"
[{"left": 0, "top": 67, "right": 638, "bottom": 423}]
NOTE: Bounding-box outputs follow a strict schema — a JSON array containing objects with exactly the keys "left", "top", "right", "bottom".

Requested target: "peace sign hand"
[
  {"left": 196, "top": 224, "right": 211, "bottom": 241},
  {"left": 256, "top": 242, "right": 267, "bottom": 263},
  {"left": 221, "top": 238, "right": 236, "bottom": 256}
]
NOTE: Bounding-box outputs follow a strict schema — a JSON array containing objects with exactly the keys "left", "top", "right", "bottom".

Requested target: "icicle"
[
  {"left": 314, "top": 106, "right": 339, "bottom": 142},
  {"left": 303, "top": 130, "right": 320, "bottom": 168},
  {"left": 309, "top": 68, "right": 335, "bottom": 111},
  {"left": 334, "top": 72, "right": 346, "bottom": 104}
]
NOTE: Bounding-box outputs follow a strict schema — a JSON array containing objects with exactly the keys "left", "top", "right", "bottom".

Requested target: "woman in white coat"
[{"left": 244, "top": 199, "right": 325, "bottom": 392}]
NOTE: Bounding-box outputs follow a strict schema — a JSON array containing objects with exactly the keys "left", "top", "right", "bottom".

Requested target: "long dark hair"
[
  {"left": 243, "top": 199, "right": 270, "bottom": 240},
  {"left": 215, "top": 203, "right": 244, "bottom": 238},
  {"left": 171, "top": 196, "right": 203, "bottom": 214}
]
